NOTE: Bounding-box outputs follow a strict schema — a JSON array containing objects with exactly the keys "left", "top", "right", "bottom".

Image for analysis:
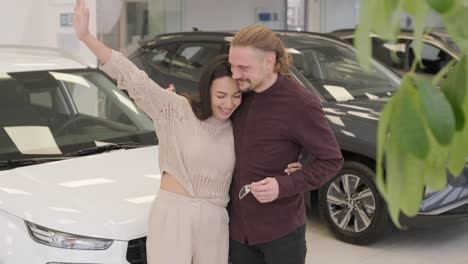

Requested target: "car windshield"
[
  {"left": 291, "top": 42, "right": 400, "bottom": 102},
  {"left": 0, "top": 69, "right": 156, "bottom": 161}
]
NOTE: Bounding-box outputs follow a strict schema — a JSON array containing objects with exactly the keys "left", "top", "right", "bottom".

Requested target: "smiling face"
[
  {"left": 229, "top": 46, "right": 277, "bottom": 93},
  {"left": 210, "top": 76, "right": 242, "bottom": 121}
]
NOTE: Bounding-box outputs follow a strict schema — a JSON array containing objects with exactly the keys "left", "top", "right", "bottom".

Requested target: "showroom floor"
[{"left": 305, "top": 207, "right": 468, "bottom": 264}]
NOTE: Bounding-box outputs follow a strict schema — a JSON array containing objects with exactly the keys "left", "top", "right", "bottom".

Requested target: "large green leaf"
[
  {"left": 400, "top": 152, "right": 425, "bottom": 217},
  {"left": 448, "top": 127, "right": 468, "bottom": 176},
  {"left": 403, "top": 0, "right": 429, "bottom": 66},
  {"left": 424, "top": 133, "right": 449, "bottom": 190},
  {"left": 426, "top": 0, "right": 455, "bottom": 14},
  {"left": 417, "top": 78, "right": 456, "bottom": 146},
  {"left": 442, "top": 56, "right": 467, "bottom": 108},
  {"left": 432, "top": 59, "right": 456, "bottom": 86},
  {"left": 357, "top": 0, "right": 468, "bottom": 227},
  {"left": 447, "top": 65, "right": 468, "bottom": 176},
  {"left": 376, "top": 100, "right": 394, "bottom": 199},
  {"left": 442, "top": 56, "right": 468, "bottom": 131},
  {"left": 442, "top": 2, "right": 468, "bottom": 52},
  {"left": 385, "top": 135, "right": 403, "bottom": 228},
  {"left": 355, "top": 0, "right": 374, "bottom": 70},
  {"left": 402, "top": 0, "right": 428, "bottom": 16},
  {"left": 373, "top": 0, "right": 400, "bottom": 40},
  {"left": 409, "top": 13, "right": 427, "bottom": 65},
  {"left": 391, "top": 76, "right": 430, "bottom": 159},
  {"left": 424, "top": 165, "right": 448, "bottom": 191},
  {"left": 451, "top": 104, "right": 466, "bottom": 132}
]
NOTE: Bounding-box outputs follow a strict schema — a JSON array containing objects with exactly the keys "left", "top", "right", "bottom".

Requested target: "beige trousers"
[{"left": 146, "top": 190, "right": 229, "bottom": 264}]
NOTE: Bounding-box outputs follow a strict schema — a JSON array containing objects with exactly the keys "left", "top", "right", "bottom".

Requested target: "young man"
[{"left": 228, "top": 25, "right": 344, "bottom": 264}]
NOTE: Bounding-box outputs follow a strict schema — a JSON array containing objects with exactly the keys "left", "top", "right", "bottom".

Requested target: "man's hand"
[
  {"left": 250, "top": 177, "right": 279, "bottom": 203},
  {"left": 285, "top": 161, "right": 302, "bottom": 174}
]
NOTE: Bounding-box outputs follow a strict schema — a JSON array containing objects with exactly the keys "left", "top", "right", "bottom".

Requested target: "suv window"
[
  {"left": 292, "top": 43, "right": 399, "bottom": 102},
  {"left": 408, "top": 41, "right": 452, "bottom": 75},
  {"left": 170, "top": 43, "right": 223, "bottom": 81},
  {"left": 30, "top": 91, "right": 53, "bottom": 109},
  {"left": 61, "top": 72, "right": 137, "bottom": 126},
  {"left": 141, "top": 44, "right": 177, "bottom": 72},
  {"left": 371, "top": 37, "right": 406, "bottom": 71}
]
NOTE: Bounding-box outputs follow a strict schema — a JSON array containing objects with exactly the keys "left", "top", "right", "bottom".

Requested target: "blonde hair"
[{"left": 232, "top": 25, "right": 292, "bottom": 74}]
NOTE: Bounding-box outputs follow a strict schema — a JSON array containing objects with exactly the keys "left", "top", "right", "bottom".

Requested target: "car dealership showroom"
[{"left": 1, "top": 0, "right": 468, "bottom": 263}]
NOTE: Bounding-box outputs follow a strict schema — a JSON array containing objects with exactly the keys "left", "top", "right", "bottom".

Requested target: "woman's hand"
[
  {"left": 72, "top": 0, "right": 111, "bottom": 63},
  {"left": 74, "top": 0, "right": 90, "bottom": 41},
  {"left": 166, "top": 84, "right": 176, "bottom": 93},
  {"left": 285, "top": 162, "right": 302, "bottom": 175}
]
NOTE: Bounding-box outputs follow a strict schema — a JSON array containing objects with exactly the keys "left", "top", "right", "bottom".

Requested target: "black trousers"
[{"left": 229, "top": 225, "right": 307, "bottom": 264}]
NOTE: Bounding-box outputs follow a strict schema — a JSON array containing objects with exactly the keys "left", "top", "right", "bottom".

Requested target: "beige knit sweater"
[{"left": 101, "top": 50, "right": 235, "bottom": 207}]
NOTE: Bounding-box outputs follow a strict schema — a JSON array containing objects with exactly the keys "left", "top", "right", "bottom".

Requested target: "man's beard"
[{"left": 237, "top": 79, "right": 252, "bottom": 92}]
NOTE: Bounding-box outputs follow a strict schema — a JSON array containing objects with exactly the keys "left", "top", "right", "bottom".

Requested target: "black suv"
[
  {"left": 129, "top": 31, "right": 468, "bottom": 244},
  {"left": 331, "top": 28, "right": 460, "bottom": 77}
]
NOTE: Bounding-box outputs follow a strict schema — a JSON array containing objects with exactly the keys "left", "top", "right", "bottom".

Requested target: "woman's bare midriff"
[{"left": 160, "top": 172, "right": 193, "bottom": 198}]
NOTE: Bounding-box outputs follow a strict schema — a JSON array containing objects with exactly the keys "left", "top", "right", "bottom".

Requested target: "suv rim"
[{"left": 326, "top": 174, "right": 376, "bottom": 233}]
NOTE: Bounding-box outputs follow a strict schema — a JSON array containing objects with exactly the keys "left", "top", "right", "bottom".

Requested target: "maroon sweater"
[{"left": 228, "top": 74, "right": 343, "bottom": 244}]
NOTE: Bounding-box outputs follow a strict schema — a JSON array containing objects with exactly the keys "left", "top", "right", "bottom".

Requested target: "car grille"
[{"left": 126, "top": 237, "right": 147, "bottom": 264}]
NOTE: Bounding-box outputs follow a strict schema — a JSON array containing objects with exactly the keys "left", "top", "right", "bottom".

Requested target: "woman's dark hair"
[{"left": 183, "top": 55, "right": 232, "bottom": 120}]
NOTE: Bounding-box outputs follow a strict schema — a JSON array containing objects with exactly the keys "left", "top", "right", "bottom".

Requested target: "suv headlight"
[{"left": 26, "top": 222, "right": 113, "bottom": 250}]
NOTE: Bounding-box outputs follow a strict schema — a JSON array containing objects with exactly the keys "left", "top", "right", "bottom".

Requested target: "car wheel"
[{"left": 319, "top": 160, "right": 388, "bottom": 245}]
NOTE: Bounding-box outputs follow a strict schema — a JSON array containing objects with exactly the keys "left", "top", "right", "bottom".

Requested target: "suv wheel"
[{"left": 319, "top": 161, "right": 388, "bottom": 245}]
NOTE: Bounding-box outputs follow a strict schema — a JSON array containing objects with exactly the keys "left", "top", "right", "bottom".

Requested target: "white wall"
[
  {"left": 306, "top": 0, "right": 360, "bottom": 33},
  {"left": 182, "top": 0, "right": 286, "bottom": 31},
  {"left": 1, "top": 1, "right": 47, "bottom": 45},
  {"left": 320, "top": 0, "right": 359, "bottom": 32},
  {"left": 307, "top": 0, "right": 321, "bottom": 32},
  {"left": 307, "top": 0, "right": 446, "bottom": 33},
  {"left": 287, "top": 0, "right": 306, "bottom": 31},
  {"left": 148, "top": 0, "right": 183, "bottom": 36},
  {"left": 0, "top": 0, "right": 98, "bottom": 66},
  {"left": 147, "top": 0, "right": 286, "bottom": 35}
]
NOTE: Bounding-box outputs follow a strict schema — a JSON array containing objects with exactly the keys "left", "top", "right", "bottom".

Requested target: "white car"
[{"left": 0, "top": 46, "right": 159, "bottom": 263}]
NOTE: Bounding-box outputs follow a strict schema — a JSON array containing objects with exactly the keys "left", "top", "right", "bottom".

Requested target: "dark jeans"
[{"left": 229, "top": 225, "right": 307, "bottom": 264}]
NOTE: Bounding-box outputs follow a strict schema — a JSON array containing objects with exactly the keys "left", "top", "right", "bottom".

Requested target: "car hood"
[
  {"left": 321, "top": 98, "right": 389, "bottom": 157},
  {"left": 0, "top": 146, "right": 161, "bottom": 241},
  {"left": 324, "top": 98, "right": 388, "bottom": 125}
]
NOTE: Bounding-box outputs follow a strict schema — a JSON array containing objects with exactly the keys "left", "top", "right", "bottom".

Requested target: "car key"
[{"left": 239, "top": 184, "right": 251, "bottom": 200}]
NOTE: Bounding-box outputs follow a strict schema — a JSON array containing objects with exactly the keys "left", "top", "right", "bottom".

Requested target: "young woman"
[{"left": 73, "top": 1, "right": 300, "bottom": 263}]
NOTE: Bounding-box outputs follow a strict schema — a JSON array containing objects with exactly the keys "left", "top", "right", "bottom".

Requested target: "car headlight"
[{"left": 26, "top": 222, "right": 113, "bottom": 250}]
